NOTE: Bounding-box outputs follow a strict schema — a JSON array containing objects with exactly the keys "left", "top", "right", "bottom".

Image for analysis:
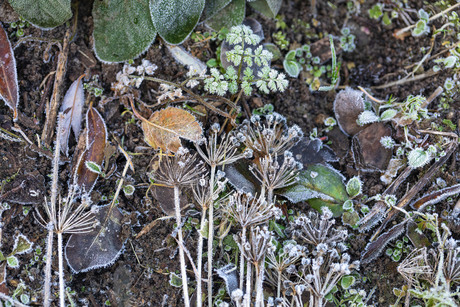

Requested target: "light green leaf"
[
  {"left": 6, "top": 255, "right": 18, "bottom": 268},
  {"left": 85, "top": 161, "right": 102, "bottom": 174},
  {"left": 283, "top": 59, "right": 300, "bottom": 78},
  {"left": 346, "top": 176, "right": 362, "bottom": 198},
  {"left": 150, "top": 0, "right": 205, "bottom": 44},
  {"left": 340, "top": 275, "right": 356, "bottom": 289},
  {"left": 249, "top": 0, "right": 282, "bottom": 18},
  {"left": 93, "top": 0, "right": 157, "bottom": 62},
  {"left": 380, "top": 109, "right": 397, "bottom": 121},
  {"left": 407, "top": 148, "right": 431, "bottom": 168},
  {"left": 12, "top": 234, "right": 33, "bottom": 255},
  {"left": 8, "top": 0, "right": 71, "bottom": 29},
  {"left": 206, "top": 0, "right": 245, "bottom": 31}
]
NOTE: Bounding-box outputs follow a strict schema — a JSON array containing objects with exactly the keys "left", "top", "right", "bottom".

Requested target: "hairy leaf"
[
  {"left": 141, "top": 107, "right": 203, "bottom": 152},
  {"left": 278, "top": 164, "right": 348, "bottom": 217},
  {"left": 0, "top": 24, "right": 18, "bottom": 120},
  {"left": 248, "top": 0, "right": 282, "bottom": 18},
  {"left": 74, "top": 104, "right": 107, "bottom": 194},
  {"left": 65, "top": 206, "right": 125, "bottom": 273},
  {"left": 206, "top": 0, "right": 245, "bottom": 31},
  {"left": 93, "top": 0, "right": 157, "bottom": 62},
  {"left": 203, "top": 0, "right": 232, "bottom": 20},
  {"left": 150, "top": 0, "right": 205, "bottom": 44},
  {"left": 59, "top": 75, "right": 85, "bottom": 155},
  {"left": 8, "top": 0, "right": 72, "bottom": 29}
]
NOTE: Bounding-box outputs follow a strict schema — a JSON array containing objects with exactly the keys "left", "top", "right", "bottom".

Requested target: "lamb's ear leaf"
[
  {"left": 206, "top": 0, "right": 245, "bottom": 31},
  {"left": 150, "top": 0, "right": 205, "bottom": 45},
  {"left": 203, "top": 0, "right": 232, "bottom": 21},
  {"left": 92, "top": 0, "right": 156, "bottom": 62},
  {"left": 65, "top": 206, "right": 125, "bottom": 273},
  {"left": 248, "top": 0, "right": 282, "bottom": 18},
  {"left": 8, "top": 0, "right": 72, "bottom": 29}
]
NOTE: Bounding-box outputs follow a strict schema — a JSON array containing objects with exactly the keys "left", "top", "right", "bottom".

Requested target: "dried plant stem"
[
  {"left": 196, "top": 205, "right": 207, "bottom": 307},
  {"left": 57, "top": 232, "right": 65, "bottom": 307},
  {"left": 207, "top": 165, "right": 216, "bottom": 307},
  {"left": 239, "top": 226, "right": 247, "bottom": 291},
  {"left": 43, "top": 223, "right": 53, "bottom": 307},
  {"left": 245, "top": 261, "right": 252, "bottom": 307},
  {"left": 255, "top": 262, "right": 265, "bottom": 306},
  {"left": 174, "top": 185, "right": 190, "bottom": 307}
]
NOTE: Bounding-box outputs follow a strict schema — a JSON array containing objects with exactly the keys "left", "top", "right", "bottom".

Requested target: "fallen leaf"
[
  {"left": 333, "top": 88, "right": 367, "bottom": 136},
  {"left": 65, "top": 206, "right": 125, "bottom": 273},
  {"left": 74, "top": 104, "right": 107, "bottom": 193},
  {"left": 59, "top": 74, "right": 85, "bottom": 155},
  {"left": 150, "top": 185, "right": 188, "bottom": 216},
  {"left": 131, "top": 101, "right": 202, "bottom": 152},
  {"left": 0, "top": 23, "right": 18, "bottom": 120}
]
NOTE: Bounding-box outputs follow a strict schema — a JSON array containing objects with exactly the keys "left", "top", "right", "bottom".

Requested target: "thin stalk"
[
  {"left": 196, "top": 205, "right": 207, "bottom": 307},
  {"left": 239, "top": 226, "right": 247, "bottom": 291},
  {"left": 277, "top": 270, "right": 281, "bottom": 298},
  {"left": 255, "top": 262, "right": 265, "bottom": 307},
  {"left": 245, "top": 262, "right": 252, "bottom": 307},
  {"left": 207, "top": 165, "right": 216, "bottom": 307},
  {"left": 174, "top": 185, "right": 190, "bottom": 307},
  {"left": 43, "top": 224, "right": 53, "bottom": 307},
  {"left": 57, "top": 232, "right": 65, "bottom": 307}
]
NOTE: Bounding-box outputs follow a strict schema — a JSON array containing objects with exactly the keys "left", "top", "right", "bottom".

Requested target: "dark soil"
[{"left": 0, "top": 0, "right": 459, "bottom": 306}]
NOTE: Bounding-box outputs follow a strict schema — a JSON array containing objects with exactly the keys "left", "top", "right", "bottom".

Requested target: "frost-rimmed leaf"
[
  {"left": 150, "top": 0, "right": 205, "bottom": 45},
  {"left": 283, "top": 57, "right": 301, "bottom": 78},
  {"left": 290, "top": 137, "right": 337, "bottom": 167},
  {"left": 0, "top": 24, "right": 19, "bottom": 121},
  {"left": 6, "top": 255, "right": 18, "bottom": 268},
  {"left": 140, "top": 107, "right": 203, "bottom": 152},
  {"left": 93, "top": 0, "right": 157, "bottom": 62},
  {"left": 346, "top": 176, "right": 362, "bottom": 198},
  {"left": 65, "top": 206, "right": 125, "bottom": 273},
  {"left": 59, "top": 75, "right": 85, "bottom": 156},
  {"left": 248, "top": 0, "right": 283, "bottom": 18},
  {"left": 74, "top": 104, "right": 107, "bottom": 193},
  {"left": 12, "top": 234, "right": 33, "bottom": 255},
  {"left": 8, "top": 0, "right": 72, "bottom": 29},
  {"left": 206, "top": 0, "right": 245, "bottom": 31},
  {"left": 203, "top": 0, "right": 232, "bottom": 20},
  {"left": 278, "top": 164, "right": 348, "bottom": 217},
  {"left": 333, "top": 88, "right": 366, "bottom": 136},
  {"left": 407, "top": 148, "right": 431, "bottom": 169},
  {"left": 380, "top": 109, "right": 397, "bottom": 121}
]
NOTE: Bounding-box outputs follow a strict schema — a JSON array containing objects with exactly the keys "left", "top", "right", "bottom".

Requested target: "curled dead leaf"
[{"left": 130, "top": 98, "right": 202, "bottom": 152}]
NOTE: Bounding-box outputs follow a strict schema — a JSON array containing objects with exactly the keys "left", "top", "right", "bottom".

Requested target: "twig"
[
  {"left": 41, "top": 28, "right": 71, "bottom": 147},
  {"left": 372, "top": 69, "right": 439, "bottom": 90}
]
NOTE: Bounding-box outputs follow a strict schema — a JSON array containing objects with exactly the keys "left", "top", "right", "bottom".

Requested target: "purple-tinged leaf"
[
  {"left": 59, "top": 75, "right": 85, "bottom": 155},
  {"left": 0, "top": 23, "right": 18, "bottom": 121},
  {"left": 74, "top": 104, "right": 107, "bottom": 194}
]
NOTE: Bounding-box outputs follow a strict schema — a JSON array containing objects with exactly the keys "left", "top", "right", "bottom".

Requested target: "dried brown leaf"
[
  {"left": 59, "top": 74, "right": 85, "bottom": 155},
  {"left": 0, "top": 24, "right": 18, "bottom": 120},
  {"left": 74, "top": 104, "right": 107, "bottom": 193},
  {"left": 140, "top": 106, "right": 202, "bottom": 152}
]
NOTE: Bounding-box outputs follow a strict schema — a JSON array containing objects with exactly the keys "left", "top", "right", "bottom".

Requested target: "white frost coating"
[
  {"left": 166, "top": 44, "right": 207, "bottom": 72},
  {"left": 59, "top": 76, "right": 85, "bottom": 156}
]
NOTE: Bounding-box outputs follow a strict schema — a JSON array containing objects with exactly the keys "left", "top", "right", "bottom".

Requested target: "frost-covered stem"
[
  {"left": 245, "top": 261, "right": 252, "bottom": 307},
  {"left": 309, "top": 296, "right": 324, "bottom": 307},
  {"left": 267, "top": 188, "right": 274, "bottom": 206},
  {"left": 277, "top": 270, "right": 281, "bottom": 298},
  {"left": 239, "top": 226, "right": 247, "bottom": 291},
  {"left": 207, "top": 165, "right": 216, "bottom": 307},
  {"left": 196, "top": 205, "right": 207, "bottom": 307},
  {"left": 174, "top": 185, "right": 190, "bottom": 307},
  {"left": 255, "top": 262, "right": 265, "bottom": 307},
  {"left": 57, "top": 232, "right": 65, "bottom": 307},
  {"left": 43, "top": 224, "right": 53, "bottom": 307}
]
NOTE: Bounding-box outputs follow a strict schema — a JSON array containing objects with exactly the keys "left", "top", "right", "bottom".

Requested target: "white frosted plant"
[{"left": 204, "top": 25, "right": 288, "bottom": 97}]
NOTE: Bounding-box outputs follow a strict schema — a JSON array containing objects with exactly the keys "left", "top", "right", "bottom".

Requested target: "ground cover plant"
[{"left": 0, "top": 0, "right": 459, "bottom": 306}]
